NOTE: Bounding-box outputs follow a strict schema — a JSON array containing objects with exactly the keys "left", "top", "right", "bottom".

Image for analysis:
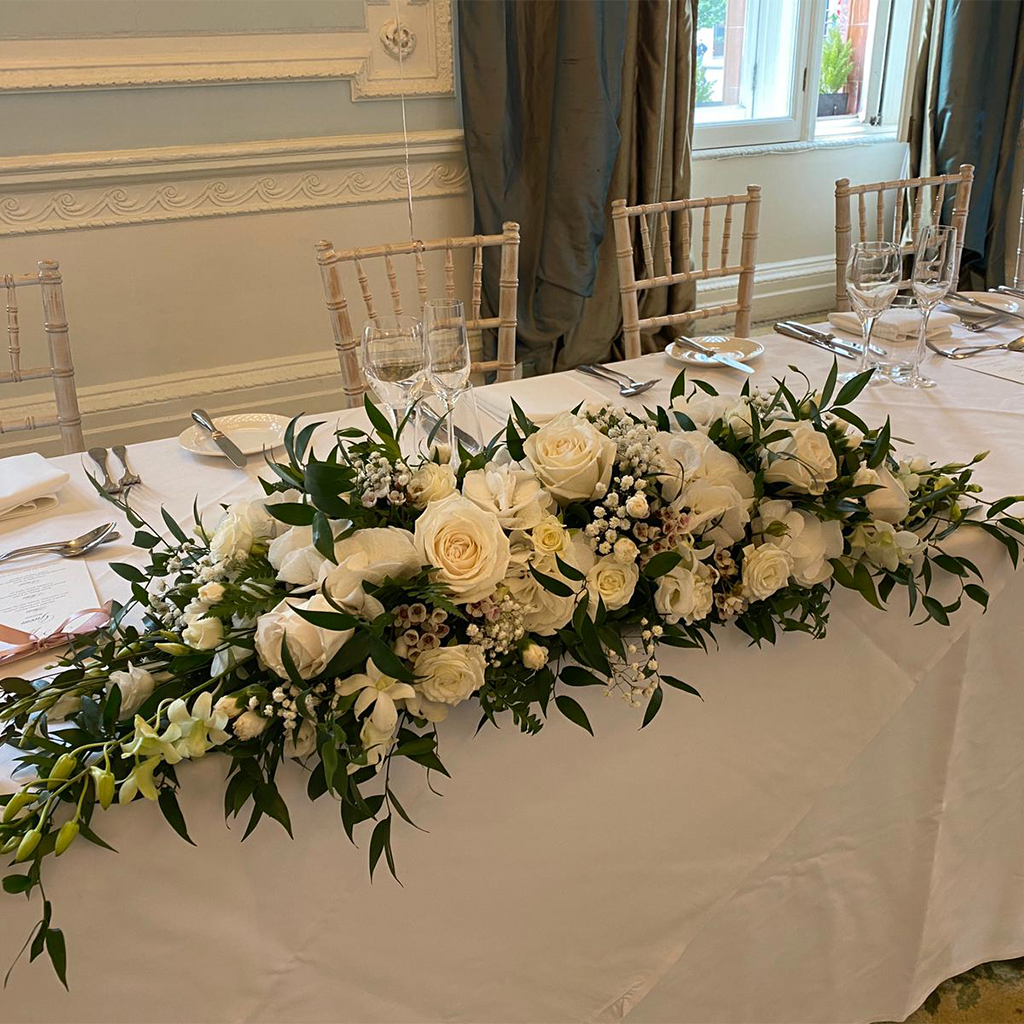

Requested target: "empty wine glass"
[
  {"left": 361, "top": 316, "right": 426, "bottom": 443},
  {"left": 842, "top": 240, "right": 902, "bottom": 385},
  {"left": 892, "top": 224, "right": 957, "bottom": 390},
  {"left": 424, "top": 299, "right": 471, "bottom": 460}
]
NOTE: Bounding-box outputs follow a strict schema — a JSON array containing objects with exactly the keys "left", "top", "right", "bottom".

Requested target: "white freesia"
[
  {"left": 756, "top": 499, "right": 844, "bottom": 587},
  {"left": 254, "top": 594, "right": 353, "bottom": 680},
  {"left": 414, "top": 493, "right": 510, "bottom": 603},
  {"left": 414, "top": 644, "right": 487, "bottom": 706},
  {"left": 406, "top": 462, "right": 457, "bottom": 507},
  {"left": 462, "top": 462, "right": 553, "bottom": 530},
  {"left": 181, "top": 614, "right": 224, "bottom": 651},
  {"left": 284, "top": 719, "right": 317, "bottom": 759},
  {"left": 764, "top": 422, "right": 838, "bottom": 496},
  {"left": 335, "top": 661, "right": 415, "bottom": 732},
  {"left": 352, "top": 718, "right": 396, "bottom": 772},
  {"left": 523, "top": 411, "right": 616, "bottom": 504},
  {"left": 107, "top": 662, "right": 156, "bottom": 719},
  {"left": 655, "top": 560, "right": 716, "bottom": 625},
  {"left": 741, "top": 543, "right": 794, "bottom": 601}
]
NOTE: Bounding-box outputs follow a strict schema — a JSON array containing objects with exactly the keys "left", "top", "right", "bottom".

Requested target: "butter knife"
[
  {"left": 190, "top": 409, "right": 248, "bottom": 467},
  {"left": 774, "top": 322, "right": 857, "bottom": 359},
  {"left": 777, "top": 320, "right": 884, "bottom": 357},
  {"left": 676, "top": 337, "right": 755, "bottom": 374}
]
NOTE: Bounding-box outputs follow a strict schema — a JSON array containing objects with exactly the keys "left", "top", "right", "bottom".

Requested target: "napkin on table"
[
  {"left": 0, "top": 453, "right": 69, "bottom": 521},
  {"left": 474, "top": 373, "right": 625, "bottom": 428},
  {"left": 828, "top": 309, "right": 959, "bottom": 343}
]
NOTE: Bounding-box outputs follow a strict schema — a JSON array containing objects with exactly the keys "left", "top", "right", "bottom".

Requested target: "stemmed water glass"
[
  {"left": 842, "top": 240, "right": 902, "bottom": 385},
  {"left": 424, "top": 299, "right": 471, "bottom": 460},
  {"left": 361, "top": 315, "right": 426, "bottom": 445},
  {"left": 892, "top": 224, "right": 957, "bottom": 390}
]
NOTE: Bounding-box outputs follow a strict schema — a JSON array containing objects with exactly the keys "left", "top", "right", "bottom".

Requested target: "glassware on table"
[
  {"left": 841, "top": 240, "right": 902, "bottom": 385},
  {"left": 892, "top": 224, "right": 958, "bottom": 390},
  {"left": 361, "top": 315, "right": 426, "bottom": 446},
  {"left": 424, "top": 299, "right": 471, "bottom": 460}
]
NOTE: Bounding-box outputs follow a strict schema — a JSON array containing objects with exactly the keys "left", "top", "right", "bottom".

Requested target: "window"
[{"left": 694, "top": 0, "right": 918, "bottom": 151}]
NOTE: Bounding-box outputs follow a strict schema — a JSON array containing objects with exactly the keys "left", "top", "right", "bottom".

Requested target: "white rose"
[
  {"left": 406, "top": 463, "right": 457, "bottom": 508},
  {"left": 521, "top": 642, "right": 549, "bottom": 670},
  {"left": 625, "top": 493, "right": 649, "bottom": 518},
  {"left": 414, "top": 494, "right": 510, "bottom": 603},
  {"left": 864, "top": 465, "right": 910, "bottom": 524},
  {"left": 531, "top": 515, "right": 570, "bottom": 557},
  {"left": 198, "top": 582, "right": 225, "bottom": 604},
  {"left": 584, "top": 554, "right": 639, "bottom": 612},
  {"left": 209, "top": 500, "right": 281, "bottom": 563},
  {"left": 268, "top": 525, "right": 331, "bottom": 587},
  {"left": 254, "top": 595, "right": 353, "bottom": 680},
  {"left": 182, "top": 615, "right": 224, "bottom": 651},
  {"left": 764, "top": 422, "right": 838, "bottom": 496},
  {"left": 462, "top": 463, "right": 553, "bottom": 530},
  {"left": 522, "top": 411, "right": 616, "bottom": 504},
  {"left": 414, "top": 644, "right": 487, "bottom": 706},
  {"left": 613, "top": 538, "right": 638, "bottom": 564},
  {"left": 284, "top": 719, "right": 317, "bottom": 759},
  {"left": 741, "top": 543, "right": 794, "bottom": 601},
  {"left": 108, "top": 662, "right": 156, "bottom": 718},
  {"left": 233, "top": 711, "right": 268, "bottom": 741},
  {"left": 655, "top": 561, "right": 715, "bottom": 625}
]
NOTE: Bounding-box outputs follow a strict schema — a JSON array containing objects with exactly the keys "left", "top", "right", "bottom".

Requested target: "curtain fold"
[
  {"left": 459, "top": 0, "right": 696, "bottom": 373},
  {"left": 909, "top": 0, "right": 1024, "bottom": 288}
]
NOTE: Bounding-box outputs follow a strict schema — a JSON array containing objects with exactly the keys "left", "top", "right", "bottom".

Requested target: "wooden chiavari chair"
[
  {"left": 611, "top": 186, "right": 762, "bottom": 361},
  {"left": 1, "top": 259, "right": 84, "bottom": 454},
  {"left": 834, "top": 164, "right": 974, "bottom": 311},
  {"left": 314, "top": 223, "right": 521, "bottom": 408}
]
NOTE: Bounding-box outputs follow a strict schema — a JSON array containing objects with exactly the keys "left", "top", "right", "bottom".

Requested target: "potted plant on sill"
[{"left": 818, "top": 25, "right": 854, "bottom": 117}]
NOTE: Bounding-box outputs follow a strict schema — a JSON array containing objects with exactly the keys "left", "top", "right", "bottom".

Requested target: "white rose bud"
[
  {"left": 613, "top": 537, "right": 639, "bottom": 564},
  {"left": 284, "top": 719, "right": 317, "bottom": 759},
  {"left": 233, "top": 711, "right": 268, "bottom": 741},
  {"left": 406, "top": 463, "right": 457, "bottom": 508},
  {"left": 198, "top": 582, "right": 225, "bottom": 604},
  {"left": 181, "top": 615, "right": 224, "bottom": 651},
  {"left": 520, "top": 642, "right": 549, "bottom": 671}
]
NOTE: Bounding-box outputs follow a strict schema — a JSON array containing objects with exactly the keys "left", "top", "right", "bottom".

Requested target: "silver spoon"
[
  {"left": 576, "top": 364, "right": 657, "bottom": 397},
  {"left": 0, "top": 523, "right": 118, "bottom": 563}
]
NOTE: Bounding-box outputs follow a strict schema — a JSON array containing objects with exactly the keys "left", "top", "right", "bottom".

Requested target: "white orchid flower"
[
  {"left": 335, "top": 661, "right": 415, "bottom": 732},
  {"left": 121, "top": 715, "right": 184, "bottom": 765},
  {"left": 118, "top": 755, "right": 162, "bottom": 804},
  {"left": 166, "top": 692, "right": 231, "bottom": 759}
]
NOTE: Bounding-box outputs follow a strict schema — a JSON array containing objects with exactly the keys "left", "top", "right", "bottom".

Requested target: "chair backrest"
[
  {"left": 1, "top": 259, "right": 84, "bottom": 455},
  {"left": 611, "top": 185, "right": 762, "bottom": 360},
  {"left": 834, "top": 164, "right": 974, "bottom": 312},
  {"left": 314, "top": 223, "right": 521, "bottom": 408}
]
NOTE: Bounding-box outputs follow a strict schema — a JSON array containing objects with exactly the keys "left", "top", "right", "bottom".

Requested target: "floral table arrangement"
[{"left": 2, "top": 363, "right": 1021, "bottom": 986}]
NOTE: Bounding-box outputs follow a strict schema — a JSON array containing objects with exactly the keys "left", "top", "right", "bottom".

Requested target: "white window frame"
[{"left": 694, "top": 0, "right": 922, "bottom": 152}]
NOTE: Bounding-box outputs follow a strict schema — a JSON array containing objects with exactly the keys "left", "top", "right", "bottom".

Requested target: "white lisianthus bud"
[
  {"left": 521, "top": 642, "right": 549, "bottom": 671},
  {"left": 612, "top": 538, "right": 639, "bottom": 564},
  {"left": 625, "top": 493, "right": 649, "bottom": 518},
  {"left": 233, "top": 711, "right": 269, "bottom": 741},
  {"left": 198, "top": 582, "right": 225, "bottom": 604}
]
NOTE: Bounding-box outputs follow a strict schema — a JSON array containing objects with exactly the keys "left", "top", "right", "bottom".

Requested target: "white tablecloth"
[{"left": 2, "top": 328, "right": 1023, "bottom": 1023}]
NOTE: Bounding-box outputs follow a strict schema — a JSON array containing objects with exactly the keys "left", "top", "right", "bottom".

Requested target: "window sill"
[{"left": 693, "top": 130, "right": 901, "bottom": 161}]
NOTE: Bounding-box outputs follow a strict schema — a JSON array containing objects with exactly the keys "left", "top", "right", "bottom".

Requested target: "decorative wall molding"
[
  {"left": 0, "top": 0, "right": 453, "bottom": 98},
  {"left": 697, "top": 254, "right": 836, "bottom": 320},
  {"left": 0, "top": 130, "right": 469, "bottom": 235}
]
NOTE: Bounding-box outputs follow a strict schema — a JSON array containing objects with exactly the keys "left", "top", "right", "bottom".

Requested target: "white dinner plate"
[
  {"left": 177, "top": 413, "right": 290, "bottom": 458},
  {"left": 943, "top": 291, "right": 1020, "bottom": 316},
  {"left": 664, "top": 336, "right": 765, "bottom": 367}
]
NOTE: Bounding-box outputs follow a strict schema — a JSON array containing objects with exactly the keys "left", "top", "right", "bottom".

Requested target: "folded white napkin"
[
  {"left": 0, "top": 453, "right": 69, "bottom": 521},
  {"left": 828, "top": 309, "right": 959, "bottom": 344},
  {"left": 474, "top": 373, "right": 615, "bottom": 427}
]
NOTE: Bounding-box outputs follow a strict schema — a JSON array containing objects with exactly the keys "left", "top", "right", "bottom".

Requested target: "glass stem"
[
  {"left": 860, "top": 315, "right": 876, "bottom": 376},
  {"left": 912, "top": 306, "right": 933, "bottom": 381},
  {"left": 402, "top": 396, "right": 419, "bottom": 458},
  {"left": 444, "top": 393, "right": 457, "bottom": 463}
]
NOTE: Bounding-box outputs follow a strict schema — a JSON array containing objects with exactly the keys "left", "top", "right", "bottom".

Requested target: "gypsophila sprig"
[{"left": 3, "top": 360, "right": 1023, "bottom": 987}]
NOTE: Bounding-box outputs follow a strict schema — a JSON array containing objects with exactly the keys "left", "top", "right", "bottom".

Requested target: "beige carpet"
[{"left": 878, "top": 957, "right": 1024, "bottom": 1023}]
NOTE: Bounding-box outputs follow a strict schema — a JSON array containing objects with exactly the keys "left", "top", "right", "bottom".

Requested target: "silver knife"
[
  {"left": 777, "top": 320, "right": 884, "bottom": 357},
  {"left": 949, "top": 292, "right": 1024, "bottom": 322},
  {"left": 995, "top": 285, "right": 1024, "bottom": 301},
  {"left": 418, "top": 405, "right": 481, "bottom": 455},
  {"left": 677, "top": 338, "right": 755, "bottom": 374},
  {"left": 191, "top": 408, "right": 248, "bottom": 467},
  {"left": 774, "top": 322, "right": 856, "bottom": 359}
]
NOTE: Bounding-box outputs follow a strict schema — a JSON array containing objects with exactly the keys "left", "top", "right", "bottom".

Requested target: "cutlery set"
[
  {"left": 774, "top": 321, "right": 884, "bottom": 360},
  {"left": 0, "top": 522, "right": 118, "bottom": 563}
]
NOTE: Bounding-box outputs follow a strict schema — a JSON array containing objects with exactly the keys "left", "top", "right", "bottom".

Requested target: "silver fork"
[
  {"left": 112, "top": 444, "right": 141, "bottom": 492},
  {"left": 87, "top": 447, "right": 120, "bottom": 494},
  {"left": 962, "top": 313, "right": 1008, "bottom": 333},
  {"left": 927, "top": 336, "right": 1024, "bottom": 359},
  {"left": 576, "top": 364, "right": 658, "bottom": 397}
]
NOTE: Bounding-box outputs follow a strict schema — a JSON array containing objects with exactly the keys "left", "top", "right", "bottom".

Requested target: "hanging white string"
[{"left": 393, "top": 0, "right": 416, "bottom": 240}]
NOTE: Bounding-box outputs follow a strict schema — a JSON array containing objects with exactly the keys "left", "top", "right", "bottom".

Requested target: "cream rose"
[
  {"left": 584, "top": 554, "right": 639, "bottom": 612},
  {"left": 655, "top": 561, "right": 715, "bottom": 625},
  {"left": 531, "top": 515, "right": 571, "bottom": 558},
  {"left": 764, "top": 422, "right": 838, "bottom": 496},
  {"left": 462, "top": 463, "right": 553, "bottom": 530},
  {"left": 254, "top": 594, "right": 353, "bottom": 680},
  {"left": 523, "top": 411, "right": 616, "bottom": 504},
  {"left": 741, "top": 543, "right": 794, "bottom": 601},
  {"left": 198, "top": 582, "right": 225, "bottom": 604},
  {"left": 414, "top": 493, "right": 510, "bottom": 603},
  {"left": 414, "top": 644, "right": 487, "bottom": 706},
  {"left": 406, "top": 462, "right": 457, "bottom": 508}
]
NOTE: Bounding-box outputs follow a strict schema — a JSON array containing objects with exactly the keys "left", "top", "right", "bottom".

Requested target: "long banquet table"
[{"left": 2, "top": 327, "right": 1024, "bottom": 1023}]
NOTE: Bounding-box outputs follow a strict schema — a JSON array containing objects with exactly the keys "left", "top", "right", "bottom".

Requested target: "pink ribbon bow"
[{"left": 0, "top": 604, "right": 112, "bottom": 666}]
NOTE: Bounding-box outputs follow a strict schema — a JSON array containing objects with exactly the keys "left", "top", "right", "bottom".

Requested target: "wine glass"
[
  {"left": 361, "top": 315, "right": 426, "bottom": 443},
  {"left": 424, "top": 299, "right": 471, "bottom": 460},
  {"left": 892, "top": 224, "right": 957, "bottom": 390},
  {"left": 842, "top": 241, "right": 902, "bottom": 385}
]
